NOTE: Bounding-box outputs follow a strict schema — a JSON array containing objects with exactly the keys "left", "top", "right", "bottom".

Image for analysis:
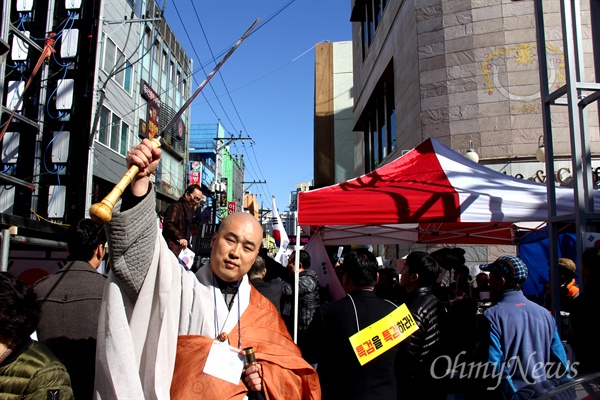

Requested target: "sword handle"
[{"left": 89, "top": 137, "right": 161, "bottom": 224}]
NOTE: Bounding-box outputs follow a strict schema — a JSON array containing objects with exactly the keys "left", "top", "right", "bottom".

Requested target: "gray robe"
[{"left": 94, "top": 186, "right": 251, "bottom": 400}]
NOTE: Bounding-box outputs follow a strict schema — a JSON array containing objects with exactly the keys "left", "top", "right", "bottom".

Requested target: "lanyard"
[{"left": 213, "top": 278, "right": 242, "bottom": 349}]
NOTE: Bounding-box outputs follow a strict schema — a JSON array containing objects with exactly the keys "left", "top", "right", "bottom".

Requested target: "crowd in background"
[{"left": 2, "top": 206, "right": 600, "bottom": 399}]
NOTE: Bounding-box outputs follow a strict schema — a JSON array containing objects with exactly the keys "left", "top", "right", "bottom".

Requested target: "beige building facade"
[{"left": 346, "top": 0, "right": 599, "bottom": 263}]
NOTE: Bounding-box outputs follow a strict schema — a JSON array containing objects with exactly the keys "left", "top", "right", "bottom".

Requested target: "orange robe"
[{"left": 171, "top": 287, "right": 321, "bottom": 399}]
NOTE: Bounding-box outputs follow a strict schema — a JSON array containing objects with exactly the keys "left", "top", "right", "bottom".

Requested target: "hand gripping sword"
[{"left": 89, "top": 18, "right": 259, "bottom": 224}]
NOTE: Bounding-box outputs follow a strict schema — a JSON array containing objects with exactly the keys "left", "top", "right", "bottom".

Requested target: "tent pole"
[{"left": 293, "top": 228, "right": 300, "bottom": 343}]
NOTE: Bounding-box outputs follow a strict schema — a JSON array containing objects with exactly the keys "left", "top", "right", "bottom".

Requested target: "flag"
[
  {"left": 271, "top": 196, "right": 289, "bottom": 264},
  {"left": 305, "top": 231, "right": 346, "bottom": 301}
]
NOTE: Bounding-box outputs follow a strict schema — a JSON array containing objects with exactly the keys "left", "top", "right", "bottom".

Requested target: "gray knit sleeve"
[{"left": 105, "top": 184, "right": 157, "bottom": 302}]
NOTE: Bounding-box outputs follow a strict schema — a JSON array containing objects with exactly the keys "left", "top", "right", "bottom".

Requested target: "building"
[
  {"left": 189, "top": 121, "right": 247, "bottom": 223},
  {"left": 0, "top": 0, "right": 192, "bottom": 278},
  {"left": 313, "top": 0, "right": 600, "bottom": 262},
  {"left": 314, "top": 41, "right": 355, "bottom": 187}
]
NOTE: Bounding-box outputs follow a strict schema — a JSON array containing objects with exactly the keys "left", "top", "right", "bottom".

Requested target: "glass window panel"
[
  {"left": 98, "top": 106, "right": 110, "bottom": 145},
  {"left": 389, "top": 108, "right": 396, "bottom": 151},
  {"left": 104, "top": 39, "right": 116, "bottom": 72},
  {"left": 124, "top": 61, "right": 133, "bottom": 92},
  {"left": 374, "top": 0, "right": 382, "bottom": 28},
  {"left": 98, "top": 32, "right": 105, "bottom": 68},
  {"left": 120, "top": 121, "right": 129, "bottom": 155},
  {"left": 110, "top": 114, "right": 120, "bottom": 152},
  {"left": 371, "top": 117, "right": 379, "bottom": 168},
  {"left": 151, "top": 63, "right": 159, "bottom": 89},
  {"left": 387, "top": 82, "right": 396, "bottom": 151},
  {"left": 153, "top": 42, "right": 160, "bottom": 63},
  {"left": 115, "top": 49, "right": 125, "bottom": 86},
  {"left": 380, "top": 121, "right": 387, "bottom": 160}
]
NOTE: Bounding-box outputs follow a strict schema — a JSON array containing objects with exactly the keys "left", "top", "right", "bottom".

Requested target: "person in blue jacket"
[{"left": 480, "top": 255, "right": 573, "bottom": 399}]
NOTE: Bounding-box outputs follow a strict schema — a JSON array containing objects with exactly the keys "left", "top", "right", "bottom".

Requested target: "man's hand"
[
  {"left": 243, "top": 363, "right": 262, "bottom": 392},
  {"left": 126, "top": 139, "right": 161, "bottom": 196}
]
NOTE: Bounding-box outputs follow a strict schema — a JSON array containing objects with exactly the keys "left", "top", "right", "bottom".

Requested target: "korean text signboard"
[
  {"left": 140, "top": 80, "right": 161, "bottom": 139},
  {"left": 349, "top": 303, "right": 418, "bottom": 365},
  {"left": 227, "top": 201, "right": 236, "bottom": 215}
]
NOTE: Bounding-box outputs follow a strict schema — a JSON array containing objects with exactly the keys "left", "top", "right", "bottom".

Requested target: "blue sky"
[{"left": 164, "top": 0, "right": 352, "bottom": 211}]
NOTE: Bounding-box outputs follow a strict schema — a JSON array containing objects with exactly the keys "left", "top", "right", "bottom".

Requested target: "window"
[
  {"left": 97, "top": 107, "right": 130, "bottom": 156},
  {"left": 110, "top": 114, "right": 120, "bottom": 152},
  {"left": 123, "top": 60, "right": 133, "bottom": 92},
  {"left": 98, "top": 32, "right": 105, "bottom": 68},
  {"left": 98, "top": 106, "right": 110, "bottom": 144},
  {"left": 114, "top": 48, "right": 125, "bottom": 84},
  {"left": 170, "top": 62, "right": 175, "bottom": 83},
  {"left": 153, "top": 41, "right": 160, "bottom": 64},
  {"left": 120, "top": 121, "right": 129, "bottom": 155},
  {"left": 351, "top": 0, "right": 388, "bottom": 60},
  {"left": 103, "top": 38, "right": 133, "bottom": 93},
  {"left": 104, "top": 38, "right": 116, "bottom": 72},
  {"left": 363, "top": 69, "right": 396, "bottom": 172},
  {"left": 374, "top": 0, "right": 382, "bottom": 29}
]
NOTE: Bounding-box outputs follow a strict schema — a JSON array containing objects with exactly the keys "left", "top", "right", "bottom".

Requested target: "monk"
[{"left": 94, "top": 139, "right": 320, "bottom": 399}]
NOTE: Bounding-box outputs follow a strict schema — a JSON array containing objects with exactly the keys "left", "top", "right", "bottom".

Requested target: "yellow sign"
[{"left": 349, "top": 303, "right": 419, "bottom": 366}]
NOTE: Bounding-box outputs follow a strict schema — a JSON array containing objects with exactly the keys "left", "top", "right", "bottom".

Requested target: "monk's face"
[{"left": 210, "top": 213, "right": 262, "bottom": 282}]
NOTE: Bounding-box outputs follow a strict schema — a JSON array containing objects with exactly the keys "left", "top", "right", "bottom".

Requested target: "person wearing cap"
[
  {"left": 479, "top": 255, "right": 571, "bottom": 398},
  {"left": 303, "top": 249, "right": 400, "bottom": 400}
]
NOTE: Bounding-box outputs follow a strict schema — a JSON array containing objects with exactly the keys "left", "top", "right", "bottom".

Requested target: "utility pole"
[
  {"left": 242, "top": 180, "right": 266, "bottom": 191},
  {"left": 211, "top": 134, "right": 253, "bottom": 223}
]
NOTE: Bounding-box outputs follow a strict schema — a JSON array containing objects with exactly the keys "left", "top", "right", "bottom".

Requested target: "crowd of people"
[{"left": 1, "top": 138, "right": 599, "bottom": 400}]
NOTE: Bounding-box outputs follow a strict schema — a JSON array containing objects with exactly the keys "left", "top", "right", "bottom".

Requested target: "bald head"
[
  {"left": 218, "top": 212, "right": 262, "bottom": 235},
  {"left": 209, "top": 212, "right": 263, "bottom": 282}
]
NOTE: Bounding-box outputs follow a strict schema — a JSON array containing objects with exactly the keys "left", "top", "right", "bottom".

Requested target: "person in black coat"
[
  {"left": 34, "top": 219, "right": 108, "bottom": 400},
  {"left": 397, "top": 251, "right": 449, "bottom": 400},
  {"left": 248, "top": 255, "right": 283, "bottom": 313},
  {"left": 304, "top": 249, "right": 400, "bottom": 400}
]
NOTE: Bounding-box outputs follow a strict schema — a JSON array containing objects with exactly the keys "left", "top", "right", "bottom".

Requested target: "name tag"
[
  {"left": 203, "top": 340, "right": 245, "bottom": 384},
  {"left": 349, "top": 303, "right": 418, "bottom": 365}
]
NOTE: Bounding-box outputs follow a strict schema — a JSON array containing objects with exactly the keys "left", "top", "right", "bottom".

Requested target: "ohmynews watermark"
[{"left": 430, "top": 351, "right": 579, "bottom": 390}]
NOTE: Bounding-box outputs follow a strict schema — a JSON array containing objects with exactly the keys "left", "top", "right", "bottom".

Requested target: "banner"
[
  {"left": 349, "top": 303, "right": 418, "bottom": 365},
  {"left": 227, "top": 201, "right": 236, "bottom": 215},
  {"left": 271, "top": 196, "right": 289, "bottom": 265},
  {"left": 304, "top": 231, "right": 345, "bottom": 301}
]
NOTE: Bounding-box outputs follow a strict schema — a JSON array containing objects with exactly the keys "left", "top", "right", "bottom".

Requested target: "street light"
[
  {"left": 536, "top": 136, "right": 545, "bottom": 163},
  {"left": 465, "top": 140, "right": 479, "bottom": 163}
]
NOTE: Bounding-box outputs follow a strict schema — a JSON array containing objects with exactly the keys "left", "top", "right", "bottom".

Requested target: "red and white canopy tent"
[{"left": 298, "top": 137, "right": 600, "bottom": 245}]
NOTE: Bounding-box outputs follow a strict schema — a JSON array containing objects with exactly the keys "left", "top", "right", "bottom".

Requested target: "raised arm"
[{"left": 104, "top": 139, "right": 162, "bottom": 301}]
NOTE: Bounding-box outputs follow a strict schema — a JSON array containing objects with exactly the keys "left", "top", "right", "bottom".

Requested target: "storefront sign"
[
  {"left": 140, "top": 80, "right": 161, "bottom": 139},
  {"left": 227, "top": 201, "right": 236, "bottom": 215},
  {"left": 531, "top": 167, "right": 600, "bottom": 185}
]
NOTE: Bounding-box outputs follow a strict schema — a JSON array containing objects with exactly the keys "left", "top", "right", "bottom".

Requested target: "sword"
[{"left": 89, "top": 18, "right": 260, "bottom": 224}]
